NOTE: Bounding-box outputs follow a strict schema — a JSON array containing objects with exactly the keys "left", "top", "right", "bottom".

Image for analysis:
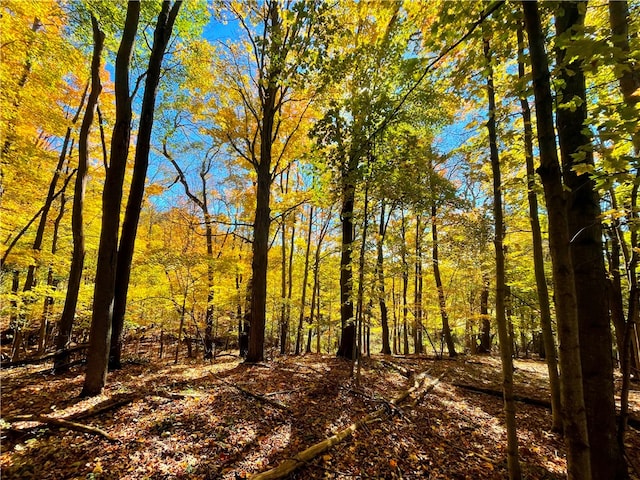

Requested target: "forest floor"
[{"left": 1, "top": 353, "right": 639, "bottom": 480}]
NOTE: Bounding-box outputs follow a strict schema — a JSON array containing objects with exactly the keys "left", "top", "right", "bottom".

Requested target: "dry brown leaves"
[{"left": 1, "top": 354, "right": 639, "bottom": 480}]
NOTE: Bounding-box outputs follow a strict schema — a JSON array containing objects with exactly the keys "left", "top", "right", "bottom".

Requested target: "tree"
[
  {"left": 516, "top": 22, "right": 561, "bottom": 432},
  {"left": 608, "top": 0, "right": 640, "bottom": 448},
  {"left": 484, "top": 27, "right": 521, "bottom": 480},
  {"left": 54, "top": 15, "right": 103, "bottom": 373},
  {"left": 109, "top": 0, "right": 183, "bottom": 370},
  {"left": 522, "top": 3, "right": 591, "bottom": 477},
  {"left": 163, "top": 142, "right": 221, "bottom": 360},
  {"left": 81, "top": 1, "right": 140, "bottom": 397},
  {"left": 221, "top": 0, "right": 321, "bottom": 363},
  {"left": 554, "top": 3, "right": 625, "bottom": 477}
]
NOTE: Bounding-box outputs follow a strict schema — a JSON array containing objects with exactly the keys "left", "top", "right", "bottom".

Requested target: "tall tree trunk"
[
  {"left": 315, "top": 279, "right": 321, "bottom": 354},
  {"left": 355, "top": 182, "right": 370, "bottom": 380},
  {"left": 40, "top": 167, "right": 69, "bottom": 354},
  {"left": 479, "top": 273, "right": 491, "bottom": 353},
  {"left": 336, "top": 177, "right": 356, "bottom": 359},
  {"left": 54, "top": 17, "right": 104, "bottom": 374},
  {"left": 10, "top": 270, "right": 21, "bottom": 361},
  {"left": 413, "top": 214, "right": 423, "bottom": 354},
  {"left": 245, "top": 2, "right": 284, "bottom": 364},
  {"left": 246, "top": 106, "right": 275, "bottom": 363},
  {"left": 82, "top": 3, "right": 140, "bottom": 397},
  {"left": 554, "top": 4, "right": 625, "bottom": 478},
  {"left": 22, "top": 80, "right": 88, "bottom": 293},
  {"left": 278, "top": 177, "right": 289, "bottom": 354},
  {"left": 517, "top": 23, "right": 562, "bottom": 433},
  {"left": 278, "top": 169, "right": 291, "bottom": 354},
  {"left": 522, "top": 3, "right": 591, "bottom": 478},
  {"left": 295, "top": 206, "right": 314, "bottom": 355},
  {"left": 391, "top": 277, "right": 398, "bottom": 354},
  {"left": 401, "top": 210, "right": 410, "bottom": 355},
  {"left": 431, "top": 203, "right": 456, "bottom": 357},
  {"left": 609, "top": 0, "right": 640, "bottom": 448},
  {"left": 484, "top": 33, "right": 521, "bottom": 480},
  {"left": 286, "top": 217, "right": 296, "bottom": 351},
  {"left": 376, "top": 201, "right": 391, "bottom": 354},
  {"left": 110, "top": 1, "right": 182, "bottom": 370}
]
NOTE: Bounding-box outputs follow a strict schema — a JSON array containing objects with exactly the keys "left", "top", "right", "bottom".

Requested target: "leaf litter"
[{"left": 1, "top": 354, "right": 639, "bottom": 479}]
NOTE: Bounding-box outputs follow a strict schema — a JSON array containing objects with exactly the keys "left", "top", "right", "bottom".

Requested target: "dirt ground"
[{"left": 1, "top": 354, "right": 639, "bottom": 479}]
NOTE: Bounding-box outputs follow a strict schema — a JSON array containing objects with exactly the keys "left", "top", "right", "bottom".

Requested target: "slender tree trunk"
[
  {"left": 40, "top": 168, "right": 69, "bottom": 354},
  {"left": 413, "top": 214, "right": 423, "bottom": 354},
  {"left": 278, "top": 170, "right": 290, "bottom": 354},
  {"left": 309, "top": 207, "right": 330, "bottom": 355},
  {"left": 517, "top": 23, "right": 562, "bottom": 432},
  {"left": 606, "top": 220, "right": 626, "bottom": 359},
  {"left": 279, "top": 219, "right": 288, "bottom": 353},
  {"left": 391, "top": 277, "right": 398, "bottom": 355},
  {"left": 355, "top": 182, "right": 370, "bottom": 381},
  {"left": 522, "top": 4, "right": 591, "bottom": 478},
  {"left": 286, "top": 217, "right": 296, "bottom": 351},
  {"left": 9, "top": 271, "right": 22, "bottom": 361},
  {"left": 431, "top": 203, "right": 456, "bottom": 357},
  {"left": 22, "top": 83, "right": 87, "bottom": 293},
  {"left": 610, "top": 0, "right": 640, "bottom": 449},
  {"left": 401, "top": 210, "right": 410, "bottom": 355},
  {"left": 315, "top": 281, "right": 321, "bottom": 354},
  {"left": 479, "top": 274, "right": 491, "bottom": 353},
  {"left": 376, "top": 201, "right": 391, "bottom": 354},
  {"left": 54, "top": 19, "right": 103, "bottom": 374},
  {"left": 484, "top": 33, "right": 521, "bottom": 480},
  {"left": 82, "top": 3, "right": 140, "bottom": 397},
  {"left": 295, "top": 206, "right": 314, "bottom": 355},
  {"left": 110, "top": 1, "right": 182, "bottom": 370},
  {"left": 554, "top": 4, "right": 625, "bottom": 477},
  {"left": 175, "top": 294, "right": 186, "bottom": 364}
]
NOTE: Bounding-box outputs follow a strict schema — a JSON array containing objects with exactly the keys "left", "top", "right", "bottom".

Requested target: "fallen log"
[
  {"left": 452, "top": 382, "right": 552, "bottom": 408},
  {"left": 226, "top": 380, "right": 290, "bottom": 411},
  {"left": 69, "top": 393, "right": 137, "bottom": 421},
  {"left": 1, "top": 344, "right": 89, "bottom": 368},
  {"left": 452, "top": 382, "right": 640, "bottom": 431},
  {"left": 249, "top": 372, "right": 441, "bottom": 480},
  {"left": 6, "top": 414, "right": 117, "bottom": 442},
  {"left": 379, "top": 359, "right": 413, "bottom": 378}
]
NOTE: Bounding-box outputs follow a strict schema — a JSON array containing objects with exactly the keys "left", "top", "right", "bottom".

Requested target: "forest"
[{"left": 0, "top": 0, "right": 639, "bottom": 479}]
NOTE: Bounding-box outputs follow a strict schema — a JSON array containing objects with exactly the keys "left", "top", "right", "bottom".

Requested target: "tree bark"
[
  {"left": 246, "top": 2, "right": 283, "bottom": 363},
  {"left": 376, "top": 201, "right": 391, "bottom": 354},
  {"left": 54, "top": 18, "right": 103, "bottom": 374},
  {"left": 522, "top": 3, "right": 591, "bottom": 478},
  {"left": 82, "top": 3, "right": 140, "bottom": 397},
  {"left": 295, "top": 206, "right": 314, "bottom": 355},
  {"left": 479, "top": 273, "right": 491, "bottom": 353},
  {"left": 609, "top": 0, "right": 640, "bottom": 448},
  {"left": 110, "top": 0, "right": 182, "bottom": 370},
  {"left": 432, "top": 204, "right": 456, "bottom": 357},
  {"left": 517, "top": 23, "right": 562, "bottom": 432},
  {"left": 40, "top": 165, "right": 69, "bottom": 354},
  {"left": 554, "top": 4, "right": 625, "bottom": 478},
  {"left": 484, "top": 32, "right": 521, "bottom": 480},
  {"left": 278, "top": 170, "right": 291, "bottom": 354},
  {"left": 400, "top": 210, "right": 410, "bottom": 355},
  {"left": 413, "top": 214, "right": 423, "bottom": 354},
  {"left": 336, "top": 179, "right": 356, "bottom": 359}
]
